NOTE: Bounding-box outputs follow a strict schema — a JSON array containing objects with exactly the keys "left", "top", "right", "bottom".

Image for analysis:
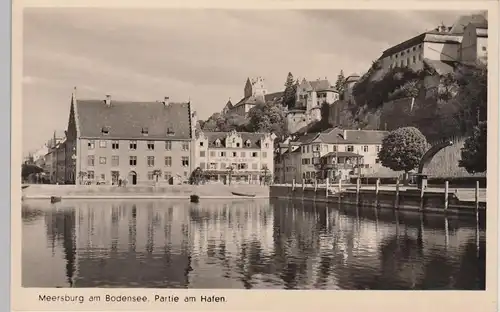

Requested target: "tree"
[
  {"left": 459, "top": 121, "right": 487, "bottom": 174},
  {"left": 246, "top": 101, "right": 288, "bottom": 141},
  {"left": 201, "top": 112, "right": 246, "bottom": 132},
  {"left": 378, "top": 127, "right": 428, "bottom": 181},
  {"left": 189, "top": 167, "right": 204, "bottom": 185},
  {"left": 335, "top": 70, "right": 346, "bottom": 95},
  {"left": 283, "top": 72, "right": 297, "bottom": 109},
  {"left": 21, "top": 164, "right": 43, "bottom": 181}
]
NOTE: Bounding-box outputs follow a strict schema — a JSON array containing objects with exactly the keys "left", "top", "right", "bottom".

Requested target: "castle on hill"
[{"left": 222, "top": 75, "right": 360, "bottom": 134}]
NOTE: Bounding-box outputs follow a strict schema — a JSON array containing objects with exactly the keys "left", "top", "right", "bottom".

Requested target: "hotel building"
[
  {"left": 275, "top": 128, "right": 388, "bottom": 183},
  {"left": 64, "top": 90, "right": 196, "bottom": 185},
  {"left": 192, "top": 130, "right": 276, "bottom": 184}
]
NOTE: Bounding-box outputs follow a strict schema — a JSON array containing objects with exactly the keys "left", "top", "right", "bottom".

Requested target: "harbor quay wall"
[
  {"left": 270, "top": 185, "right": 486, "bottom": 216},
  {"left": 22, "top": 184, "right": 270, "bottom": 199}
]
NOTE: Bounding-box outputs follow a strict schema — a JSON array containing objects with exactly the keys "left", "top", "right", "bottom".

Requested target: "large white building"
[{"left": 375, "top": 13, "right": 488, "bottom": 78}]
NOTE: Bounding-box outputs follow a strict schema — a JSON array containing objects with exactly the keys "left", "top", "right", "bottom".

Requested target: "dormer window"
[
  {"left": 142, "top": 127, "right": 149, "bottom": 135},
  {"left": 245, "top": 140, "right": 251, "bottom": 147},
  {"left": 215, "top": 139, "right": 221, "bottom": 147},
  {"left": 167, "top": 128, "right": 175, "bottom": 136},
  {"left": 101, "top": 126, "right": 110, "bottom": 135}
]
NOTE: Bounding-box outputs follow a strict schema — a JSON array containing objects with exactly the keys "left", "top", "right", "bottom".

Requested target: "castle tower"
[{"left": 244, "top": 76, "right": 267, "bottom": 101}]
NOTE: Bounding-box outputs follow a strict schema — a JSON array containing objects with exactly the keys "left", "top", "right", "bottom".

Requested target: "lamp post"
[{"left": 227, "top": 166, "right": 234, "bottom": 185}]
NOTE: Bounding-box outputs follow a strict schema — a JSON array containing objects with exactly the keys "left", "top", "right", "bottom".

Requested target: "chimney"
[
  {"left": 343, "top": 129, "right": 347, "bottom": 139},
  {"left": 163, "top": 96, "right": 170, "bottom": 106},
  {"left": 105, "top": 94, "right": 111, "bottom": 106}
]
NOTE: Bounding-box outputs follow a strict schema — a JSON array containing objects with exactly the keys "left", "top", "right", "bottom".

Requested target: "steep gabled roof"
[
  {"left": 309, "top": 79, "right": 332, "bottom": 91},
  {"left": 449, "top": 14, "right": 488, "bottom": 33},
  {"left": 75, "top": 98, "right": 192, "bottom": 140},
  {"left": 293, "top": 128, "right": 388, "bottom": 145}
]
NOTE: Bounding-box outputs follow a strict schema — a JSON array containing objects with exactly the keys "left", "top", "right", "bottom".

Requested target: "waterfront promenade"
[{"left": 21, "top": 184, "right": 271, "bottom": 200}]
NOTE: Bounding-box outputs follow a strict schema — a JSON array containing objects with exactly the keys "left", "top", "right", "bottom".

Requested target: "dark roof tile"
[
  {"left": 200, "top": 131, "right": 269, "bottom": 149},
  {"left": 75, "top": 99, "right": 192, "bottom": 140}
]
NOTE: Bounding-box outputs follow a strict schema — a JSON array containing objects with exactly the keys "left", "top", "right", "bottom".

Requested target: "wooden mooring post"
[
  {"left": 444, "top": 181, "right": 449, "bottom": 211},
  {"left": 314, "top": 179, "right": 318, "bottom": 192},
  {"left": 326, "top": 178, "right": 329, "bottom": 198},
  {"left": 292, "top": 179, "right": 295, "bottom": 191},
  {"left": 356, "top": 177, "right": 360, "bottom": 205},
  {"left": 420, "top": 183, "right": 425, "bottom": 211},
  {"left": 395, "top": 177, "right": 400, "bottom": 209},
  {"left": 302, "top": 179, "right": 305, "bottom": 191},
  {"left": 338, "top": 179, "right": 342, "bottom": 203},
  {"left": 475, "top": 180, "right": 480, "bottom": 213},
  {"left": 375, "top": 178, "right": 380, "bottom": 208}
]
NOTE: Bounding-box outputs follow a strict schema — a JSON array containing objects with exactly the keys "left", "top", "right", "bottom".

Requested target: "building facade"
[
  {"left": 65, "top": 90, "right": 196, "bottom": 185},
  {"left": 376, "top": 14, "right": 488, "bottom": 77},
  {"left": 293, "top": 128, "right": 388, "bottom": 182},
  {"left": 192, "top": 130, "right": 276, "bottom": 184},
  {"left": 274, "top": 142, "right": 302, "bottom": 184},
  {"left": 460, "top": 21, "right": 488, "bottom": 65},
  {"left": 286, "top": 78, "right": 340, "bottom": 134}
]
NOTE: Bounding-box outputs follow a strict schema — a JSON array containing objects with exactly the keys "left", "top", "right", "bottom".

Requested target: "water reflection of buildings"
[{"left": 24, "top": 199, "right": 485, "bottom": 290}]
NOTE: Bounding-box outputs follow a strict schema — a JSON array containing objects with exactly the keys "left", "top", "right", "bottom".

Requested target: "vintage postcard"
[{"left": 12, "top": 0, "right": 499, "bottom": 311}]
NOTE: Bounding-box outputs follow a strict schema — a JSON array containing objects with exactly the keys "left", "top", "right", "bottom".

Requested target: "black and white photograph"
[{"left": 20, "top": 6, "right": 489, "bottom": 292}]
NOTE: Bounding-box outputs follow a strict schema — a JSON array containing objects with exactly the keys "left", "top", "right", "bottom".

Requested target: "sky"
[{"left": 22, "top": 8, "right": 475, "bottom": 155}]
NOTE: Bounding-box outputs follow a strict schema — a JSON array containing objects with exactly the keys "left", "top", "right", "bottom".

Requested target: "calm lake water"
[{"left": 22, "top": 199, "right": 485, "bottom": 289}]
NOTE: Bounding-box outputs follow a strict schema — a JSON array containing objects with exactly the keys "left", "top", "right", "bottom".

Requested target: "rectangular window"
[
  {"left": 165, "top": 156, "right": 172, "bottom": 167},
  {"left": 220, "top": 151, "right": 226, "bottom": 157},
  {"left": 87, "top": 155, "right": 95, "bottom": 166},
  {"left": 412, "top": 55, "right": 416, "bottom": 63},
  {"left": 129, "top": 140, "right": 137, "bottom": 150},
  {"left": 87, "top": 170, "right": 95, "bottom": 180},
  {"left": 209, "top": 163, "right": 218, "bottom": 170},
  {"left": 376, "top": 145, "right": 381, "bottom": 152},
  {"left": 200, "top": 151, "right": 206, "bottom": 157},
  {"left": 238, "top": 163, "right": 248, "bottom": 170},
  {"left": 129, "top": 156, "right": 137, "bottom": 166},
  {"left": 112, "top": 140, "right": 119, "bottom": 150},
  {"left": 363, "top": 145, "right": 369, "bottom": 152},
  {"left": 241, "top": 152, "right": 246, "bottom": 157},
  {"left": 99, "top": 157, "right": 106, "bottom": 165},
  {"left": 199, "top": 141, "right": 204, "bottom": 147},
  {"left": 165, "top": 141, "right": 172, "bottom": 150},
  {"left": 376, "top": 158, "right": 380, "bottom": 164},
  {"left": 111, "top": 171, "right": 119, "bottom": 182},
  {"left": 301, "top": 146, "right": 305, "bottom": 153},
  {"left": 210, "top": 151, "right": 216, "bottom": 157},
  {"left": 252, "top": 152, "right": 258, "bottom": 157},
  {"left": 181, "top": 156, "right": 189, "bottom": 167},
  {"left": 100, "top": 174, "right": 105, "bottom": 180},
  {"left": 88, "top": 140, "right": 95, "bottom": 150},
  {"left": 99, "top": 140, "right": 107, "bottom": 148},
  {"left": 147, "top": 142, "right": 155, "bottom": 151},
  {"left": 333, "top": 145, "right": 338, "bottom": 152},
  {"left": 184, "top": 171, "right": 188, "bottom": 177},
  {"left": 111, "top": 156, "right": 119, "bottom": 167},
  {"left": 182, "top": 142, "right": 189, "bottom": 151},
  {"left": 232, "top": 152, "right": 237, "bottom": 157},
  {"left": 346, "top": 145, "right": 354, "bottom": 152},
  {"left": 147, "top": 171, "right": 154, "bottom": 180},
  {"left": 147, "top": 156, "right": 155, "bottom": 167}
]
